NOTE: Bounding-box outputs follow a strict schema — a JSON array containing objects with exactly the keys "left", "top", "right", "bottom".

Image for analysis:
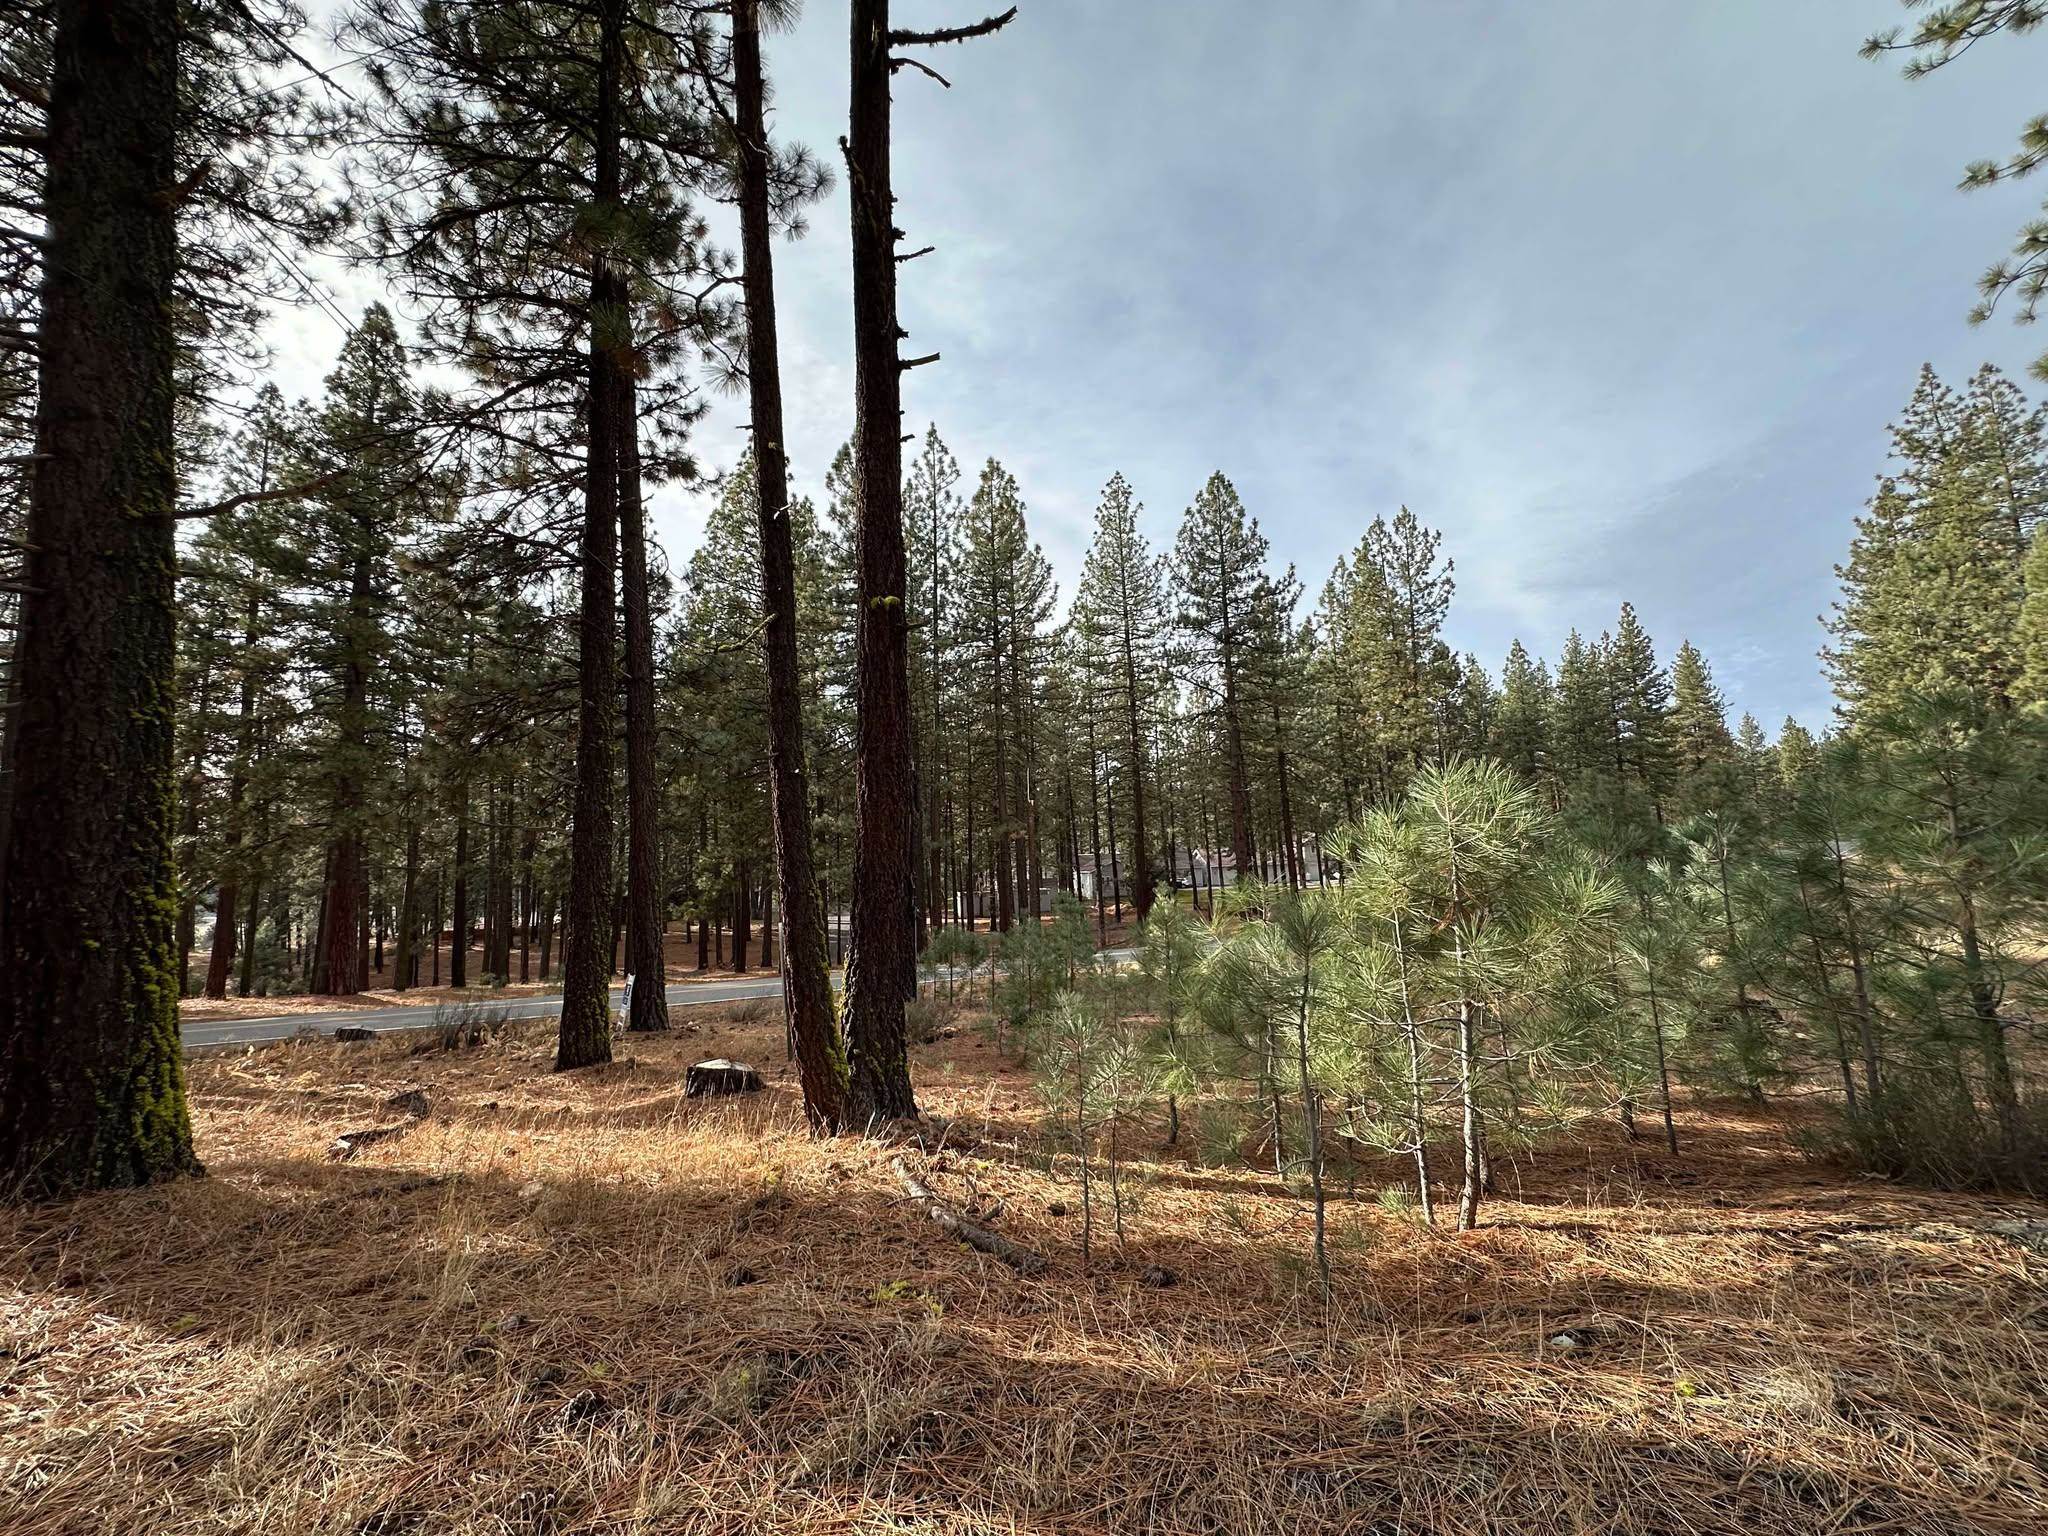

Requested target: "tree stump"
[{"left": 686, "top": 1059, "right": 763, "bottom": 1097}]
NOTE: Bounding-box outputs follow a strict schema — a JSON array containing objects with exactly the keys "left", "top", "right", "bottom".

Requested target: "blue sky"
[{"left": 284, "top": 2, "right": 2048, "bottom": 730}]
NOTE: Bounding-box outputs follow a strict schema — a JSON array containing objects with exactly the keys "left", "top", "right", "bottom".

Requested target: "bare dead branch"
[
  {"left": 891, "top": 56, "right": 951, "bottom": 88},
  {"left": 892, "top": 1156, "right": 1047, "bottom": 1273},
  {"left": 888, "top": 7, "right": 1018, "bottom": 48}
]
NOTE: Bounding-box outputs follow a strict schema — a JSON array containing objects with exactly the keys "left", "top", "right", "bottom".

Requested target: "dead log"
[
  {"left": 891, "top": 1156, "right": 1047, "bottom": 1274},
  {"left": 328, "top": 1123, "right": 413, "bottom": 1160}
]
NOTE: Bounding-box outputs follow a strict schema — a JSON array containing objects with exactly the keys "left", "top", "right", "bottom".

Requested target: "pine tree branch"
[
  {"left": 888, "top": 7, "right": 1018, "bottom": 47},
  {"left": 176, "top": 467, "right": 350, "bottom": 521},
  {"left": 891, "top": 56, "right": 951, "bottom": 88}
]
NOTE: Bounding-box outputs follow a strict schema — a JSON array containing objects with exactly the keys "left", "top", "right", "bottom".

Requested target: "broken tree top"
[{"left": 686, "top": 1060, "right": 764, "bottom": 1097}]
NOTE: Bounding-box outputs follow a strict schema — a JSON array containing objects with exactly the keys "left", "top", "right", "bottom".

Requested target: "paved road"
[
  {"left": 180, "top": 950, "right": 1136, "bottom": 1049},
  {"left": 178, "top": 977, "right": 800, "bottom": 1050}
]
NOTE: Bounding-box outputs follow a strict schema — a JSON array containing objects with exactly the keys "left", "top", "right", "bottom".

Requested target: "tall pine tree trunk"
[
  {"left": 204, "top": 608, "right": 259, "bottom": 1000},
  {"left": 1120, "top": 608, "right": 1152, "bottom": 919},
  {"left": 734, "top": 0, "right": 845, "bottom": 1126},
  {"left": 1222, "top": 652, "right": 1255, "bottom": 880},
  {"left": 841, "top": 0, "right": 919, "bottom": 1123},
  {"left": 450, "top": 784, "right": 470, "bottom": 988},
  {"left": 392, "top": 819, "right": 421, "bottom": 993},
  {"left": 1087, "top": 723, "right": 1108, "bottom": 946},
  {"left": 314, "top": 505, "right": 376, "bottom": 996},
  {"left": 556, "top": 0, "right": 627, "bottom": 1071},
  {"left": 619, "top": 378, "right": 667, "bottom": 1030},
  {"left": 0, "top": 0, "right": 199, "bottom": 1195},
  {"left": 237, "top": 791, "right": 268, "bottom": 997}
]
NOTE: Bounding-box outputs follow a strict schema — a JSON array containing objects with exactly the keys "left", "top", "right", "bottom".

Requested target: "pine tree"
[
  {"left": 1365, "top": 507, "right": 1457, "bottom": 770},
  {"left": 1669, "top": 639, "right": 1735, "bottom": 812},
  {"left": 841, "top": 0, "right": 1015, "bottom": 1124},
  {"left": 0, "top": 0, "right": 201, "bottom": 1195},
  {"left": 1776, "top": 717, "right": 1821, "bottom": 797},
  {"left": 1551, "top": 629, "right": 1610, "bottom": 784},
  {"left": 181, "top": 387, "right": 298, "bottom": 1001},
  {"left": 345, "top": 0, "right": 729, "bottom": 1067},
  {"left": 1865, "top": 9, "right": 2048, "bottom": 378},
  {"left": 721, "top": 0, "right": 845, "bottom": 1119},
  {"left": 1602, "top": 603, "right": 1674, "bottom": 812},
  {"left": 296, "top": 306, "right": 431, "bottom": 997},
  {"left": 1337, "top": 761, "right": 1620, "bottom": 1229},
  {"left": 1072, "top": 473, "right": 1169, "bottom": 919},
  {"left": 1449, "top": 652, "right": 1499, "bottom": 758},
  {"left": 2018, "top": 525, "right": 2048, "bottom": 704},
  {"left": 1854, "top": 696, "right": 2047, "bottom": 1172},
  {"left": 1734, "top": 712, "right": 1774, "bottom": 803},
  {"left": 1494, "top": 641, "right": 1555, "bottom": 788},
  {"left": 1173, "top": 473, "right": 1280, "bottom": 881},
  {"left": 1310, "top": 543, "right": 1395, "bottom": 813},
  {"left": 1828, "top": 366, "right": 2034, "bottom": 721},
  {"left": 957, "top": 460, "right": 1054, "bottom": 932},
  {"left": 904, "top": 426, "right": 964, "bottom": 931}
]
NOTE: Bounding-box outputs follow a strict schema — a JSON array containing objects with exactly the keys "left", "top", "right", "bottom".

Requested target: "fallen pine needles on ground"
[{"left": 1, "top": 1006, "right": 2042, "bottom": 1535}]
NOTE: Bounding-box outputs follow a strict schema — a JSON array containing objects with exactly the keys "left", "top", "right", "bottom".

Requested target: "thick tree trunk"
[
  {"left": 237, "top": 862, "right": 263, "bottom": 997},
  {"left": 841, "top": 0, "right": 920, "bottom": 1124},
  {"left": 208, "top": 880, "right": 238, "bottom": 1003},
  {"left": 0, "top": 0, "right": 200, "bottom": 1196},
  {"left": 314, "top": 508, "right": 376, "bottom": 996},
  {"left": 731, "top": 863, "right": 751, "bottom": 974},
  {"left": 556, "top": 0, "right": 627, "bottom": 1070}
]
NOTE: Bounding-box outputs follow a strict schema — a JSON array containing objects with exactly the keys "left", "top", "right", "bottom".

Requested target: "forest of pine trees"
[
  {"left": 71, "top": 342, "right": 2048, "bottom": 1201},
  {"left": 0, "top": 1, "right": 2041, "bottom": 1205},
  {"left": 5, "top": 6, "right": 2048, "bottom": 1532}
]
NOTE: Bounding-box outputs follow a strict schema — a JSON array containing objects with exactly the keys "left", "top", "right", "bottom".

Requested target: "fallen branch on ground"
[{"left": 892, "top": 1155, "right": 1048, "bottom": 1274}]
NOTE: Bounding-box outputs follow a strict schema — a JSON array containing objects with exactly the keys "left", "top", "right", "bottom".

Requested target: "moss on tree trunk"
[{"left": 0, "top": 0, "right": 200, "bottom": 1197}]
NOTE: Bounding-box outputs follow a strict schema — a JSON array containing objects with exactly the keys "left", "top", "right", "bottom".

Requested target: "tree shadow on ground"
[{"left": 1, "top": 1034, "right": 2042, "bottom": 1536}]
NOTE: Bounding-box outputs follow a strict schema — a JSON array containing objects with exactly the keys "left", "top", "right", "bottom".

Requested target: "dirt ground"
[{"left": 5, "top": 1005, "right": 2044, "bottom": 1534}]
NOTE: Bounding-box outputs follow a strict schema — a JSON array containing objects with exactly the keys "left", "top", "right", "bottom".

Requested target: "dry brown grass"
[{"left": 3, "top": 1007, "right": 2044, "bottom": 1535}]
